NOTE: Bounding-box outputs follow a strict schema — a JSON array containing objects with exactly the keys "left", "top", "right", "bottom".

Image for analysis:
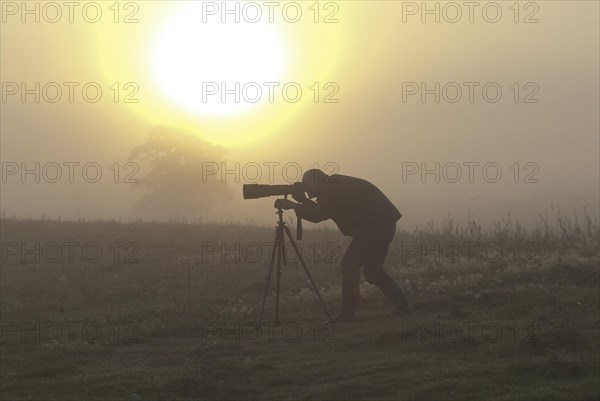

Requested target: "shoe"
[
  {"left": 332, "top": 311, "right": 356, "bottom": 323},
  {"left": 391, "top": 304, "right": 412, "bottom": 317}
]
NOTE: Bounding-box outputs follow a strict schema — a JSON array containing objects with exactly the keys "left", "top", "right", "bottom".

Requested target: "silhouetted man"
[{"left": 280, "top": 169, "right": 411, "bottom": 322}]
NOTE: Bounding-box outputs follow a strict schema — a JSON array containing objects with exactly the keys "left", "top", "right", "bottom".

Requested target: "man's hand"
[
  {"left": 274, "top": 199, "right": 298, "bottom": 210},
  {"left": 291, "top": 182, "right": 308, "bottom": 203}
]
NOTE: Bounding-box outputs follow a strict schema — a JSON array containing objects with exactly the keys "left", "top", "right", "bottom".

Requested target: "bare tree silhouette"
[{"left": 130, "top": 125, "right": 232, "bottom": 219}]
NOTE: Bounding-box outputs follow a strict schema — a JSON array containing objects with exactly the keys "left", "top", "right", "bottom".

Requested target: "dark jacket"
[{"left": 295, "top": 174, "right": 401, "bottom": 237}]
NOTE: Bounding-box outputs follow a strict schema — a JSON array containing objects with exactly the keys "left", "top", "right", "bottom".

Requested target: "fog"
[{"left": 1, "top": 1, "right": 598, "bottom": 229}]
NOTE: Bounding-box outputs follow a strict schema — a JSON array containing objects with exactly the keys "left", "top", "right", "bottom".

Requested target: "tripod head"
[{"left": 273, "top": 196, "right": 303, "bottom": 241}]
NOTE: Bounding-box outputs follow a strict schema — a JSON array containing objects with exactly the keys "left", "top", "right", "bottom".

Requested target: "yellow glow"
[
  {"left": 152, "top": 3, "right": 286, "bottom": 116},
  {"left": 93, "top": 1, "right": 348, "bottom": 147}
]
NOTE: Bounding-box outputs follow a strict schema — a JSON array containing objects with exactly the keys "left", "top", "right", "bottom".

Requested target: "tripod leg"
[
  {"left": 258, "top": 227, "right": 280, "bottom": 327},
  {"left": 283, "top": 225, "right": 333, "bottom": 321},
  {"left": 274, "top": 224, "right": 283, "bottom": 323},
  {"left": 277, "top": 225, "right": 289, "bottom": 322}
]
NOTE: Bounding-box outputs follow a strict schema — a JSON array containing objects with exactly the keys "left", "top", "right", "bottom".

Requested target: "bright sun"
[{"left": 153, "top": 2, "right": 286, "bottom": 117}]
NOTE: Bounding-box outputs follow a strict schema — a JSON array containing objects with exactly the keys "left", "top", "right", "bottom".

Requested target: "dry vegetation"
[{"left": 1, "top": 208, "right": 598, "bottom": 400}]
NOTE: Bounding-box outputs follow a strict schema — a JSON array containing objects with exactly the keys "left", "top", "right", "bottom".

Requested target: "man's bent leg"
[
  {"left": 364, "top": 267, "right": 410, "bottom": 314},
  {"left": 337, "top": 239, "right": 366, "bottom": 321},
  {"left": 362, "top": 222, "right": 411, "bottom": 315},
  {"left": 341, "top": 262, "right": 361, "bottom": 315}
]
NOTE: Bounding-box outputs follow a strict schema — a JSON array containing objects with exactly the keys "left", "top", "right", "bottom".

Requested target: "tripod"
[{"left": 257, "top": 199, "right": 332, "bottom": 326}]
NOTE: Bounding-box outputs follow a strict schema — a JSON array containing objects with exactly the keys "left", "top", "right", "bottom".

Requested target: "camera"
[{"left": 242, "top": 183, "right": 305, "bottom": 200}]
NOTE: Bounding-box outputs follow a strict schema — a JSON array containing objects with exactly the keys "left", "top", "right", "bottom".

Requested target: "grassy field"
[{"left": 1, "top": 210, "right": 599, "bottom": 401}]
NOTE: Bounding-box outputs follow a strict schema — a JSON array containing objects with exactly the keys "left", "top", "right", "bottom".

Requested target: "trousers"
[{"left": 340, "top": 221, "right": 409, "bottom": 312}]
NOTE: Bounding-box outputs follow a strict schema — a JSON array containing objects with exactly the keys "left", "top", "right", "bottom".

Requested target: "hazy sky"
[{"left": 1, "top": 1, "right": 598, "bottom": 228}]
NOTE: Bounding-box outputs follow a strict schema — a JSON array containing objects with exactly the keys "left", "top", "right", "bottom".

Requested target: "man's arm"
[
  {"left": 274, "top": 198, "right": 328, "bottom": 223},
  {"left": 294, "top": 198, "right": 329, "bottom": 223},
  {"left": 289, "top": 183, "right": 330, "bottom": 223}
]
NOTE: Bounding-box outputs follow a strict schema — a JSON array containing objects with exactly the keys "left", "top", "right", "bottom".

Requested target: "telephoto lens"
[{"left": 242, "top": 184, "right": 301, "bottom": 199}]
